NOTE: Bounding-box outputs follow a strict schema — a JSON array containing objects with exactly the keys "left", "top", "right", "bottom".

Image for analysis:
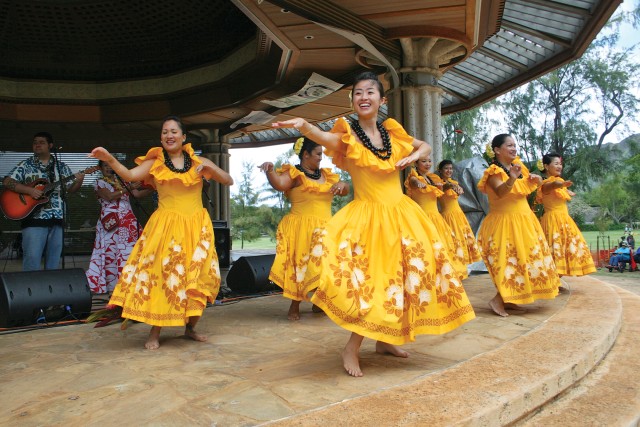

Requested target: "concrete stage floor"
[
  {"left": 0, "top": 252, "right": 640, "bottom": 426},
  {"left": 0, "top": 269, "right": 576, "bottom": 426}
]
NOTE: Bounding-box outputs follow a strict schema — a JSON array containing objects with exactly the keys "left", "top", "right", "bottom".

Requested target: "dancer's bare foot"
[
  {"left": 376, "top": 341, "right": 409, "bottom": 358},
  {"left": 342, "top": 333, "right": 364, "bottom": 377},
  {"left": 145, "top": 326, "right": 161, "bottom": 350},
  {"left": 489, "top": 294, "right": 509, "bottom": 317},
  {"left": 288, "top": 300, "right": 301, "bottom": 321},
  {"left": 185, "top": 324, "right": 207, "bottom": 342}
]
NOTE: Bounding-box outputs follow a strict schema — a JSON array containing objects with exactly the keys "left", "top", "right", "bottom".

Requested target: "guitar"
[{"left": 0, "top": 166, "right": 99, "bottom": 220}]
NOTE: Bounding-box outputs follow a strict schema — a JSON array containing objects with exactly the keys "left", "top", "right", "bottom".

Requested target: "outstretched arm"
[
  {"left": 197, "top": 157, "right": 233, "bottom": 186},
  {"left": 272, "top": 118, "right": 344, "bottom": 154},
  {"left": 541, "top": 179, "right": 572, "bottom": 194},
  {"left": 89, "top": 147, "right": 153, "bottom": 182}
]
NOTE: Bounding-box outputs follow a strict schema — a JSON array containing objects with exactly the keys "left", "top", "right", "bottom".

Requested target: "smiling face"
[
  {"left": 161, "top": 119, "right": 186, "bottom": 154},
  {"left": 352, "top": 79, "right": 386, "bottom": 119},
  {"left": 415, "top": 156, "right": 432, "bottom": 174},
  {"left": 493, "top": 136, "right": 517, "bottom": 164},
  {"left": 545, "top": 156, "right": 563, "bottom": 177},
  {"left": 440, "top": 163, "right": 454, "bottom": 178}
]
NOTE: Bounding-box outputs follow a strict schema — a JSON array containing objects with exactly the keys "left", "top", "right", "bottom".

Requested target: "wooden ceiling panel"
[{"left": 283, "top": 23, "right": 356, "bottom": 49}]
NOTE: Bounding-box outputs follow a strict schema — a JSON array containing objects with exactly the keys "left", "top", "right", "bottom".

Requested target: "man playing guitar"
[{"left": 2, "top": 132, "right": 91, "bottom": 271}]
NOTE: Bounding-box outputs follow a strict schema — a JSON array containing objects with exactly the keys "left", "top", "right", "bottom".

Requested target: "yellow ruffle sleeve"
[
  {"left": 325, "top": 117, "right": 414, "bottom": 172},
  {"left": 535, "top": 176, "right": 572, "bottom": 203},
  {"left": 477, "top": 157, "right": 538, "bottom": 195},
  {"left": 276, "top": 164, "right": 340, "bottom": 197},
  {"left": 135, "top": 143, "right": 203, "bottom": 188},
  {"left": 404, "top": 169, "right": 444, "bottom": 198}
]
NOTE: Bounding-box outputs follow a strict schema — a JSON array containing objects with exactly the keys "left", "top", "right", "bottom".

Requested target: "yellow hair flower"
[
  {"left": 293, "top": 137, "right": 304, "bottom": 155},
  {"left": 536, "top": 159, "right": 545, "bottom": 171},
  {"left": 484, "top": 143, "right": 495, "bottom": 159}
]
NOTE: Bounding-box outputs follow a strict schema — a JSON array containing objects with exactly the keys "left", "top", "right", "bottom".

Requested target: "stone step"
[
  {"left": 273, "top": 276, "right": 623, "bottom": 426},
  {"left": 515, "top": 281, "right": 640, "bottom": 426}
]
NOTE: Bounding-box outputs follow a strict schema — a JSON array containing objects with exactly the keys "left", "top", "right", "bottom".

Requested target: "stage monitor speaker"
[
  {"left": 0, "top": 268, "right": 92, "bottom": 328},
  {"left": 226, "top": 254, "right": 276, "bottom": 294},
  {"left": 214, "top": 227, "right": 231, "bottom": 268}
]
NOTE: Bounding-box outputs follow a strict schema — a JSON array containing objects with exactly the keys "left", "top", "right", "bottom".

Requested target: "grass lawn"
[
  {"left": 232, "top": 235, "right": 276, "bottom": 250},
  {"left": 581, "top": 230, "right": 631, "bottom": 251}
]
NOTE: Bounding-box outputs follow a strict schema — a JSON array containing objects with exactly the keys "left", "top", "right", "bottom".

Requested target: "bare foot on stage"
[
  {"left": 288, "top": 300, "right": 301, "bottom": 321},
  {"left": 185, "top": 325, "right": 207, "bottom": 342},
  {"left": 376, "top": 341, "right": 409, "bottom": 358},
  {"left": 489, "top": 294, "right": 509, "bottom": 317},
  {"left": 145, "top": 326, "right": 161, "bottom": 350},
  {"left": 342, "top": 345, "right": 363, "bottom": 377}
]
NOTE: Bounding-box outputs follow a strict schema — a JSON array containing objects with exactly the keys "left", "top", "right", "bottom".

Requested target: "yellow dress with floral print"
[
  {"left": 439, "top": 177, "right": 482, "bottom": 265},
  {"left": 536, "top": 176, "right": 596, "bottom": 276},
  {"left": 404, "top": 169, "right": 468, "bottom": 279},
  {"left": 108, "top": 144, "right": 220, "bottom": 326},
  {"left": 269, "top": 165, "right": 338, "bottom": 300},
  {"left": 477, "top": 159, "right": 560, "bottom": 304},
  {"left": 305, "top": 118, "right": 475, "bottom": 345}
]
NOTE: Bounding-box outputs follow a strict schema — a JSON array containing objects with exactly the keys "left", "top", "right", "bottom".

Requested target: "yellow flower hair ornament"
[
  {"left": 293, "top": 137, "right": 304, "bottom": 155},
  {"left": 484, "top": 143, "right": 495, "bottom": 159},
  {"left": 536, "top": 159, "right": 545, "bottom": 171}
]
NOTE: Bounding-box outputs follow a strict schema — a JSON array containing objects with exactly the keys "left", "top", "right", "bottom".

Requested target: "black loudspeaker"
[
  {"left": 214, "top": 227, "right": 231, "bottom": 268},
  {"left": 226, "top": 254, "right": 276, "bottom": 294},
  {"left": 0, "top": 268, "right": 92, "bottom": 327}
]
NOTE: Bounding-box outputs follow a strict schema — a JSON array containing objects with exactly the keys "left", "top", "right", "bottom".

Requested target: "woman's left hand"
[
  {"left": 454, "top": 185, "right": 464, "bottom": 195},
  {"left": 330, "top": 182, "right": 347, "bottom": 195},
  {"left": 196, "top": 164, "right": 211, "bottom": 177}
]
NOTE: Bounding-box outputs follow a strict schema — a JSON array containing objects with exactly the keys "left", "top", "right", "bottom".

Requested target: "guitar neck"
[{"left": 43, "top": 168, "right": 90, "bottom": 193}]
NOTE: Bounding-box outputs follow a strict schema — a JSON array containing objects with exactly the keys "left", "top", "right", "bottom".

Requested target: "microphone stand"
[
  {"left": 115, "top": 174, "right": 150, "bottom": 233},
  {"left": 52, "top": 146, "right": 67, "bottom": 269},
  {"left": 201, "top": 178, "right": 216, "bottom": 211}
]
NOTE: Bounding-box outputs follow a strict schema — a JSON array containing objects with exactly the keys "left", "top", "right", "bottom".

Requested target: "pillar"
[{"left": 197, "top": 129, "right": 231, "bottom": 224}]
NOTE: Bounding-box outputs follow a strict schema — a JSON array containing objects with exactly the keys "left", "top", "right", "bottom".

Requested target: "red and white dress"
[{"left": 86, "top": 178, "right": 140, "bottom": 294}]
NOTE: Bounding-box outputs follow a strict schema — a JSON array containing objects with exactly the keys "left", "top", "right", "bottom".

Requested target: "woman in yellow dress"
[
  {"left": 477, "top": 134, "right": 560, "bottom": 317},
  {"left": 272, "top": 72, "right": 475, "bottom": 377},
  {"left": 437, "top": 159, "right": 482, "bottom": 265},
  {"left": 405, "top": 155, "right": 468, "bottom": 279},
  {"left": 536, "top": 153, "right": 596, "bottom": 276},
  {"left": 89, "top": 115, "right": 234, "bottom": 350},
  {"left": 258, "top": 137, "right": 348, "bottom": 320}
]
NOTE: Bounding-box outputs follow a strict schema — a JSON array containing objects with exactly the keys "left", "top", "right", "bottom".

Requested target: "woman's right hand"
[
  {"left": 272, "top": 118, "right": 307, "bottom": 132},
  {"left": 88, "top": 147, "right": 113, "bottom": 162},
  {"left": 258, "top": 162, "right": 274, "bottom": 174}
]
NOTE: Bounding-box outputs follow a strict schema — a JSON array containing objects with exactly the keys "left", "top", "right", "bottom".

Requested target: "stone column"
[
  {"left": 398, "top": 37, "right": 446, "bottom": 166},
  {"left": 197, "top": 129, "right": 231, "bottom": 224}
]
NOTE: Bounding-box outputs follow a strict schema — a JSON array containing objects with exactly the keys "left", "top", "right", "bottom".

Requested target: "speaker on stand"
[
  {"left": 226, "top": 255, "right": 277, "bottom": 294},
  {"left": 0, "top": 268, "right": 92, "bottom": 327}
]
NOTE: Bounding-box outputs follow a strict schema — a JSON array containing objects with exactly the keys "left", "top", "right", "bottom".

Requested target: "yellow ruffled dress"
[
  {"left": 269, "top": 164, "right": 338, "bottom": 300},
  {"left": 404, "top": 169, "right": 468, "bottom": 279},
  {"left": 477, "top": 159, "right": 560, "bottom": 304},
  {"left": 305, "top": 118, "right": 476, "bottom": 345},
  {"left": 536, "top": 176, "right": 596, "bottom": 276},
  {"left": 109, "top": 144, "right": 220, "bottom": 326},
  {"left": 439, "top": 177, "right": 482, "bottom": 265}
]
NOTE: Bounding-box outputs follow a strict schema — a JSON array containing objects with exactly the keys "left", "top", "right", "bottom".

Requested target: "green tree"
[
  {"left": 230, "top": 161, "right": 261, "bottom": 248},
  {"left": 441, "top": 103, "right": 496, "bottom": 160}
]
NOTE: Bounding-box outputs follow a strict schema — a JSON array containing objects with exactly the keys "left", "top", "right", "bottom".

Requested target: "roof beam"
[{"left": 501, "top": 19, "right": 573, "bottom": 48}]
